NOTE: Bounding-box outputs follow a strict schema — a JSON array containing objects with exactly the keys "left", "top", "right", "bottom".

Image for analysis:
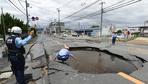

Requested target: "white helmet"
[{"left": 11, "top": 26, "right": 22, "bottom": 34}]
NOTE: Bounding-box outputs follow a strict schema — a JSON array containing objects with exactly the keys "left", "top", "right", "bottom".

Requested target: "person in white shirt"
[
  {"left": 112, "top": 32, "right": 117, "bottom": 45},
  {"left": 54, "top": 44, "right": 77, "bottom": 63}
]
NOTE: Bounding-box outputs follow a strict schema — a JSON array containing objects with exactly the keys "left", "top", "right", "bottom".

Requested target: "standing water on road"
[{"left": 67, "top": 48, "right": 143, "bottom": 74}]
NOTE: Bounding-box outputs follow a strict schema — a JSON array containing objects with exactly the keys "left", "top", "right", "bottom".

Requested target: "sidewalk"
[{"left": 128, "top": 37, "right": 148, "bottom": 45}]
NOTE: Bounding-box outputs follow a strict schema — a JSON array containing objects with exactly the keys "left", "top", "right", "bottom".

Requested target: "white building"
[{"left": 47, "top": 22, "right": 65, "bottom": 33}]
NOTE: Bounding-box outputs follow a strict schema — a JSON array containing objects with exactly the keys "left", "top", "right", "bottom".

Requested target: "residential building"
[{"left": 47, "top": 22, "right": 65, "bottom": 33}]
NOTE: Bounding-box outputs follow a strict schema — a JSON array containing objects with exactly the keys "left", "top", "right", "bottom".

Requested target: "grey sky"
[{"left": 1, "top": 0, "right": 148, "bottom": 28}]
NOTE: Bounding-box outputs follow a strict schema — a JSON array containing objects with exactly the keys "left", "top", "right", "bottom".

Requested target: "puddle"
[{"left": 67, "top": 47, "right": 143, "bottom": 74}]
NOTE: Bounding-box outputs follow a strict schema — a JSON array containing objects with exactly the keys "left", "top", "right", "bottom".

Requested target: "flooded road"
[{"left": 67, "top": 50, "right": 140, "bottom": 74}]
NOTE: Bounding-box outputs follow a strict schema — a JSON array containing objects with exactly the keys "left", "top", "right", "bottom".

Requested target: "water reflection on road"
[{"left": 68, "top": 50, "right": 139, "bottom": 74}]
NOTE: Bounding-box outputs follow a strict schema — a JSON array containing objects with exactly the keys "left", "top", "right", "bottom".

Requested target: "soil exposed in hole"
[{"left": 67, "top": 50, "right": 141, "bottom": 74}]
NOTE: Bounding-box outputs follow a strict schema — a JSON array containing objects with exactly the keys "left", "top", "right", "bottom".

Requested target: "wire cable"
[
  {"left": 61, "top": 0, "right": 101, "bottom": 20},
  {"left": 104, "top": 0, "right": 142, "bottom": 13},
  {"left": 8, "top": 0, "right": 26, "bottom": 16},
  {"left": 58, "top": 0, "right": 74, "bottom": 8},
  {"left": 64, "top": 0, "right": 135, "bottom": 21},
  {"left": 104, "top": 0, "right": 126, "bottom": 10},
  {"left": 63, "top": 0, "right": 127, "bottom": 21},
  {"left": 64, "top": 0, "right": 141, "bottom": 23},
  {"left": 28, "top": 2, "right": 57, "bottom": 14},
  {"left": 18, "top": 0, "right": 26, "bottom": 10}
]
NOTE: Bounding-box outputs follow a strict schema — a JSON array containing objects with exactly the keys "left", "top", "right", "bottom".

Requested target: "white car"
[{"left": 117, "top": 34, "right": 125, "bottom": 39}]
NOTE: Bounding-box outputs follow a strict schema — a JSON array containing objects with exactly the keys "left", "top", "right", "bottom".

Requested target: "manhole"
[{"left": 67, "top": 47, "right": 143, "bottom": 74}]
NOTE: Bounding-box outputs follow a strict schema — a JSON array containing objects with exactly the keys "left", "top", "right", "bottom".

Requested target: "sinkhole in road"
[{"left": 67, "top": 47, "right": 143, "bottom": 74}]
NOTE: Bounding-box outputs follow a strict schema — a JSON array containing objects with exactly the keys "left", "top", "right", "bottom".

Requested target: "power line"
[
  {"left": 8, "top": 0, "right": 26, "bottom": 16},
  {"left": 77, "top": 0, "right": 133, "bottom": 19},
  {"left": 62, "top": 0, "right": 101, "bottom": 20},
  {"left": 64, "top": 0, "right": 141, "bottom": 23},
  {"left": 103, "top": 0, "right": 126, "bottom": 10},
  {"left": 82, "top": 0, "right": 138, "bottom": 17},
  {"left": 18, "top": 0, "right": 26, "bottom": 10},
  {"left": 59, "top": 0, "right": 74, "bottom": 8},
  {"left": 4, "top": 0, "right": 26, "bottom": 22},
  {"left": 86, "top": 0, "right": 139, "bottom": 16},
  {"left": 64, "top": 0, "right": 135, "bottom": 21},
  {"left": 63, "top": 0, "right": 127, "bottom": 22},
  {"left": 104, "top": 0, "right": 142, "bottom": 13},
  {"left": 28, "top": 2, "right": 56, "bottom": 14}
]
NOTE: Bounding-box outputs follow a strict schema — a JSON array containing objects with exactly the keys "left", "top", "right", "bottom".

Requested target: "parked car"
[{"left": 117, "top": 34, "right": 125, "bottom": 39}]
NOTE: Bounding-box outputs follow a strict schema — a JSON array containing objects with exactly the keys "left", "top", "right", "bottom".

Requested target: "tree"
[
  {"left": 116, "top": 30, "right": 122, "bottom": 34},
  {"left": 91, "top": 25, "right": 99, "bottom": 28},
  {"left": 0, "top": 13, "right": 28, "bottom": 35}
]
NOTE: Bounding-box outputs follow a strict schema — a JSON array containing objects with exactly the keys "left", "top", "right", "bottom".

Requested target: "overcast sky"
[{"left": 1, "top": 0, "right": 148, "bottom": 28}]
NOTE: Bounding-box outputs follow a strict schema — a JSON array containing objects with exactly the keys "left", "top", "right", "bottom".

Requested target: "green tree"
[
  {"left": 116, "top": 30, "right": 122, "bottom": 34},
  {"left": 0, "top": 13, "right": 28, "bottom": 35},
  {"left": 91, "top": 25, "right": 99, "bottom": 28}
]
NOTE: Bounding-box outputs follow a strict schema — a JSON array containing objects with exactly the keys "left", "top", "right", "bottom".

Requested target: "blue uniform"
[
  {"left": 6, "top": 35, "right": 32, "bottom": 84},
  {"left": 15, "top": 35, "right": 32, "bottom": 48},
  {"left": 56, "top": 48, "right": 73, "bottom": 62},
  {"left": 112, "top": 33, "right": 117, "bottom": 45}
]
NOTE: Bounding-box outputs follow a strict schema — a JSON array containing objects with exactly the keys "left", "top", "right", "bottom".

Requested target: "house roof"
[{"left": 128, "top": 26, "right": 148, "bottom": 29}]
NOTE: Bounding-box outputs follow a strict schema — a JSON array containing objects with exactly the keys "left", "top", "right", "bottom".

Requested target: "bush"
[
  {"left": 132, "top": 32, "right": 140, "bottom": 37},
  {"left": 116, "top": 30, "right": 122, "bottom": 35}
]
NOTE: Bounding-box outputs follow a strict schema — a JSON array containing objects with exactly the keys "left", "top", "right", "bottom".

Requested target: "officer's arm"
[
  {"left": 68, "top": 51, "right": 73, "bottom": 57},
  {"left": 71, "top": 55, "right": 78, "bottom": 61},
  {"left": 68, "top": 51, "right": 78, "bottom": 61},
  {"left": 53, "top": 52, "right": 59, "bottom": 61},
  {"left": 15, "top": 35, "right": 32, "bottom": 48}
]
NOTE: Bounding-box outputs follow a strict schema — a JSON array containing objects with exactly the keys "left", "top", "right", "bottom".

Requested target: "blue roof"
[{"left": 74, "top": 28, "right": 99, "bottom": 31}]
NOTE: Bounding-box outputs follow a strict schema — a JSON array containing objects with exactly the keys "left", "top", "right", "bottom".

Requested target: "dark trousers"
[
  {"left": 57, "top": 55, "right": 69, "bottom": 62},
  {"left": 9, "top": 54, "right": 25, "bottom": 84},
  {"left": 112, "top": 37, "right": 116, "bottom": 45}
]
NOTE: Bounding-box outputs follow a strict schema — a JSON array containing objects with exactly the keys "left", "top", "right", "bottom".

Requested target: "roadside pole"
[
  {"left": 100, "top": 2, "right": 105, "bottom": 37},
  {"left": 57, "top": 8, "right": 61, "bottom": 33},
  {"left": 1, "top": 8, "right": 6, "bottom": 42},
  {"left": 25, "top": 0, "right": 29, "bottom": 28}
]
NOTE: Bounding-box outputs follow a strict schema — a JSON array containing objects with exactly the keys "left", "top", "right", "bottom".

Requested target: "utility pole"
[
  {"left": 78, "top": 22, "right": 80, "bottom": 29},
  {"left": 1, "top": 8, "right": 6, "bottom": 42},
  {"left": 57, "top": 8, "right": 61, "bottom": 33},
  {"left": 25, "top": 0, "right": 29, "bottom": 28},
  {"left": 100, "top": 2, "right": 105, "bottom": 37}
]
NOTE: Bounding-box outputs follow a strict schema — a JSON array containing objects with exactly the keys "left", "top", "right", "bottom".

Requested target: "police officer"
[
  {"left": 6, "top": 26, "right": 34, "bottom": 84},
  {"left": 112, "top": 32, "right": 117, "bottom": 45},
  {"left": 54, "top": 44, "right": 77, "bottom": 63}
]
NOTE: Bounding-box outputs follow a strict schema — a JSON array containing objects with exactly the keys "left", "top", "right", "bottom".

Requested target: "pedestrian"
[
  {"left": 6, "top": 26, "right": 34, "bottom": 84},
  {"left": 112, "top": 32, "right": 117, "bottom": 45},
  {"left": 127, "top": 30, "right": 130, "bottom": 39},
  {"left": 54, "top": 44, "right": 77, "bottom": 63}
]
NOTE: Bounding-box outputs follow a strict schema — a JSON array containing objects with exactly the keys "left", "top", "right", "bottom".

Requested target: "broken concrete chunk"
[{"left": 0, "top": 72, "right": 13, "bottom": 79}]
